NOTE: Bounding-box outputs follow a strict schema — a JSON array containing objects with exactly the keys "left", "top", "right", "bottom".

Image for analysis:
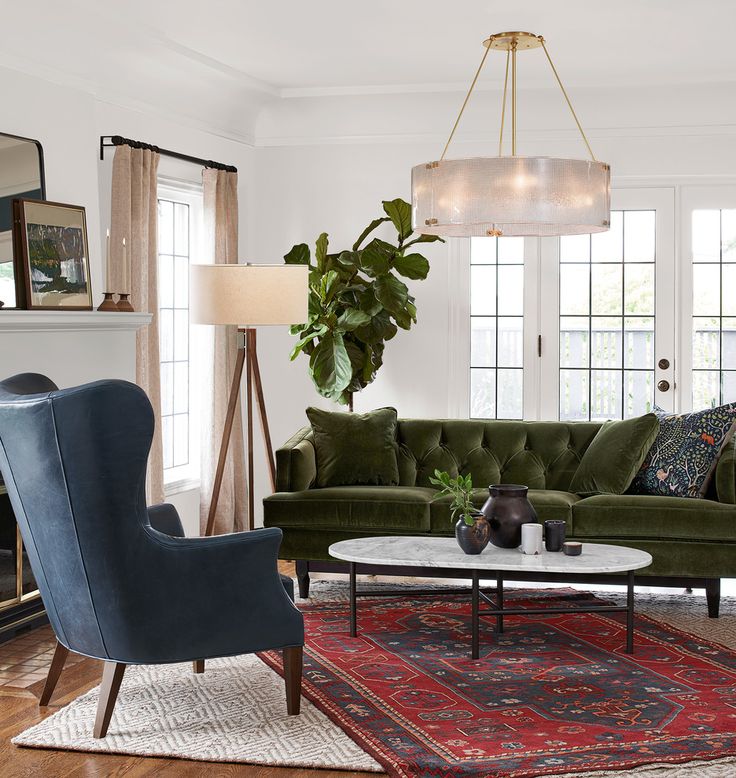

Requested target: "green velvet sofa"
[{"left": 263, "top": 419, "right": 736, "bottom": 616}]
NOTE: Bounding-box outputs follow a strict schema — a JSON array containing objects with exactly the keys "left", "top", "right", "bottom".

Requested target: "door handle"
[
  {"left": 658, "top": 358, "right": 670, "bottom": 370},
  {"left": 657, "top": 379, "right": 671, "bottom": 392}
]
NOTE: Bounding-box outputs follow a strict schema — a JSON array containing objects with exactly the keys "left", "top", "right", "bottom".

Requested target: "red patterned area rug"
[{"left": 262, "top": 589, "right": 736, "bottom": 778}]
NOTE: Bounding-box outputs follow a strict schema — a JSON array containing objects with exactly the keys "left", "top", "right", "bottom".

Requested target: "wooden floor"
[{"left": 0, "top": 561, "right": 379, "bottom": 778}]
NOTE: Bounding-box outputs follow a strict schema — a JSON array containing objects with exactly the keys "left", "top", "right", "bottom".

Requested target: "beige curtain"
[
  {"left": 110, "top": 145, "right": 164, "bottom": 505},
  {"left": 200, "top": 169, "right": 248, "bottom": 535}
]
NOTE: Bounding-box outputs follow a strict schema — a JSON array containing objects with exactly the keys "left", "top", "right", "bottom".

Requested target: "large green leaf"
[
  {"left": 382, "top": 198, "right": 413, "bottom": 240},
  {"left": 315, "top": 233, "right": 329, "bottom": 272},
  {"left": 309, "top": 333, "right": 352, "bottom": 396},
  {"left": 284, "top": 243, "right": 310, "bottom": 265},
  {"left": 289, "top": 324, "right": 328, "bottom": 360},
  {"left": 319, "top": 270, "right": 340, "bottom": 302},
  {"left": 358, "top": 287, "right": 382, "bottom": 316},
  {"left": 393, "top": 253, "right": 430, "bottom": 280},
  {"left": 352, "top": 217, "right": 390, "bottom": 251},
  {"left": 336, "top": 250, "right": 361, "bottom": 269},
  {"left": 402, "top": 233, "right": 445, "bottom": 249},
  {"left": 355, "top": 310, "right": 398, "bottom": 344},
  {"left": 337, "top": 309, "right": 371, "bottom": 331},
  {"left": 361, "top": 238, "right": 394, "bottom": 277},
  {"left": 374, "top": 273, "right": 409, "bottom": 314}
]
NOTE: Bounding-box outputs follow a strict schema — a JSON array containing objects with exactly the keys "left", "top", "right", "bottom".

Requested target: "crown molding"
[{"left": 255, "top": 123, "right": 736, "bottom": 149}]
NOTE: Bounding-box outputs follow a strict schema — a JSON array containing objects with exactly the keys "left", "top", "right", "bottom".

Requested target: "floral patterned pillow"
[{"left": 628, "top": 403, "right": 736, "bottom": 498}]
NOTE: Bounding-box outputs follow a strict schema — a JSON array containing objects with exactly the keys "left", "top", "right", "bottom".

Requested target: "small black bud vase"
[
  {"left": 482, "top": 484, "right": 537, "bottom": 548},
  {"left": 455, "top": 512, "right": 490, "bottom": 555}
]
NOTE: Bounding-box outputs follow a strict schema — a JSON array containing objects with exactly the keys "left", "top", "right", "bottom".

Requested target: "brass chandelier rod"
[
  {"left": 498, "top": 49, "right": 510, "bottom": 155},
  {"left": 439, "top": 43, "right": 492, "bottom": 161},
  {"left": 539, "top": 37, "right": 597, "bottom": 161},
  {"left": 438, "top": 32, "right": 597, "bottom": 163}
]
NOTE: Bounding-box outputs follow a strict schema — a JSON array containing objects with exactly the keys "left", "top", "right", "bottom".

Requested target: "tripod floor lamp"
[{"left": 190, "top": 263, "right": 308, "bottom": 535}]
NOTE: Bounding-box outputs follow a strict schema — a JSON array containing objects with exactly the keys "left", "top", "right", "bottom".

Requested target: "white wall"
[
  {"left": 0, "top": 64, "right": 257, "bottom": 535},
  {"left": 3, "top": 58, "right": 736, "bottom": 531},
  {"left": 250, "top": 81, "right": 736, "bottom": 524}
]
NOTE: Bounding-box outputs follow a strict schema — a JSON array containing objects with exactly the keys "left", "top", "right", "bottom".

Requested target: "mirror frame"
[{"left": 0, "top": 132, "right": 46, "bottom": 309}]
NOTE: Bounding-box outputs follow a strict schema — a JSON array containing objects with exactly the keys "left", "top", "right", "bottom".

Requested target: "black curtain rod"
[{"left": 99, "top": 135, "right": 237, "bottom": 173}]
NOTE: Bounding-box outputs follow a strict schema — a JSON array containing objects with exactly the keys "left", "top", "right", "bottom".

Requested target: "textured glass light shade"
[
  {"left": 190, "top": 264, "right": 308, "bottom": 326},
  {"left": 412, "top": 156, "right": 611, "bottom": 237}
]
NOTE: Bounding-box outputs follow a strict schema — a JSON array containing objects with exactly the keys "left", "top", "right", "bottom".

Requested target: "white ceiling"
[{"left": 1, "top": 1, "right": 734, "bottom": 138}]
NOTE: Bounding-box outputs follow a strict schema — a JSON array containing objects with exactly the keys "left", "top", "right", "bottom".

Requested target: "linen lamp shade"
[{"left": 190, "top": 264, "right": 308, "bottom": 326}]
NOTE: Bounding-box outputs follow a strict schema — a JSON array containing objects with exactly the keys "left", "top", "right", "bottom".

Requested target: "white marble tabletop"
[{"left": 329, "top": 536, "right": 652, "bottom": 574}]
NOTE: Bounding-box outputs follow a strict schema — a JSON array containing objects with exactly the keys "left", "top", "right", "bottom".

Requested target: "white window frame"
[
  {"left": 451, "top": 236, "right": 540, "bottom": 420},
  {"left": 450, "top": 186, "right": 678, "bottom": 421},
  {"left": 540, "top": 187, "right": 676, "bottom": 419},
  {"left": 679, "top": 185, "right": 736, "bottom": 412},
  {"left": 157, "top": 178, "right": 204, "bottom": 494}
]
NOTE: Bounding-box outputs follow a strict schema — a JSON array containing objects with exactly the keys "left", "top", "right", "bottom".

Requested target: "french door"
[
  {"left": 460, "top": 188, "right": 677, "bottom": 420},
  {"left": 538, "top": 188, "right": 676, "bottom": 420}
]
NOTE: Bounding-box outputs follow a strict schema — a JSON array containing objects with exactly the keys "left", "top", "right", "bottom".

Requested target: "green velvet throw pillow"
[
  {"left": 306, "top": 406, "right": 400, "bottom": 488},
  {"left": 569, "top": 413, "right": 660, "bottom": 496}
]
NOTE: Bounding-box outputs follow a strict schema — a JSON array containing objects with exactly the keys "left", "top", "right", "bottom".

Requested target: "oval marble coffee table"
[{"left": 329, "top": 536, "right": 652, "bottom": 659}]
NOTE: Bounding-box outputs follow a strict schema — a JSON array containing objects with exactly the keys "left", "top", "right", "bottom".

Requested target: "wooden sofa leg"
[
  {"left": 39, "top": 640, "right": 69, "bottom": 706},
  {"left": 283, "top": 645, "right": 303, "bottom": 715},
  {"left": 296, "top": 560, "right": 310, "bottom": 599},
  {"left": 93, "top": 662, "right": 126, "bottom": 738},
  {"left": 193, "top": 660, "right": 205, "bottom": 673},
  {"left": 705, "top": 578, "right": 720, "bottom": 618}
]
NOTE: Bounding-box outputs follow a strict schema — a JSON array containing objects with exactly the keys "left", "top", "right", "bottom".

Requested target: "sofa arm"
[
  {"left": 276, "top": 426, "right": 316, "bottom": 492},
  {"left": 147, "top": 503, "right": 185, "bottom": 537},
  {"left": 715, "top": 437, "right": 736, "bottom": 504}
]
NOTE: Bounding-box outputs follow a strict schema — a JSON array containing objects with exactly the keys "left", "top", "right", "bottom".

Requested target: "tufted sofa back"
[{"left": 397, "top": 419, "right": 602, "bottom": 491}]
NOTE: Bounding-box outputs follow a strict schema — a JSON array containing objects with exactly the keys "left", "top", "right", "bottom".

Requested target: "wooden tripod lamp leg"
[
  {"left": 248, "top": 329, "right": 277, "bottom": 493},
  {"left": 204, "top": 336, "right": 247, "bottom": 537},
  {"left": 246, "top": 329, "right": 255, "bottom": 531}
]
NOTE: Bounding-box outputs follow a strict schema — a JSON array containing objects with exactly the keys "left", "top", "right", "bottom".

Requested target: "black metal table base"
[{"left": 348, "top": 562, "right": 637, "bottom": 659}]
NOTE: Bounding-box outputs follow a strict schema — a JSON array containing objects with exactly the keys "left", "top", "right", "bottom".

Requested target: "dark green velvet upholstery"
[
  {"left": 263, "top": 418, "right": 736, "bottom": 581},
  {"left": 573, "top": 494, "right": 736, "bottom": 541},
  {"left": 716, "top": 437, "right": 736, "bottom": 505},
  {"left": 569, "top": 414, "right": 660, "bottom": 495},
  {"left": 263, "top": 486, "right": 434, "bottom": 532},
  {"left": 306, "top": 406, "right": 399, "bottom": 487}
]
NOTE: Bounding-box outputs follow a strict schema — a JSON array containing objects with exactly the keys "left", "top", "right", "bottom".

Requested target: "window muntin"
[
  {"left": 691, "top": 208, "right": 736, "bottom": 408},
  {"left": 559, "top": 210, "right": 656, "bottom": 421},
  {"left": 470, "top": 237, "right": 524, "bottom": 419}
]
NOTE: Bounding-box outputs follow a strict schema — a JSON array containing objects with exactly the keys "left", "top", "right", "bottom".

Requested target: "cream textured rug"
[
  {"left": 13, "top": 649, "right": 382, "bottom": 771},
  {"left": 12, "top": 580, "right": 736, "bottom": 777}
]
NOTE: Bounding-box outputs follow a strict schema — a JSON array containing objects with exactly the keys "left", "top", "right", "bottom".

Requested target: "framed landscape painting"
[{"left": 13, "top": 199, "right": 92, "bottom": 310}]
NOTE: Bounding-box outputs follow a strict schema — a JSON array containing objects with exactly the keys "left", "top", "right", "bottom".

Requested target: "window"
[
  {"left": 469, "top": 236, "right": 524, "bottom": 418},
  {"left": 558, "top": 210, "right": 657, "bottom": 421},
  {"left": 691, "top": 209, "right": 736, "bottom": 408},
  {"left": 157, "top": 182, "right": 203, "bottom": 488}
]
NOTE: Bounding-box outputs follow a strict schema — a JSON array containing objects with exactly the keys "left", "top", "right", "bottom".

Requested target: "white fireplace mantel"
[
  {"left": 0, "top": 310, "right": 152, "bottom": 390},
  {"left": 0, "top": 310, "right": 152, "bottom": 333}
]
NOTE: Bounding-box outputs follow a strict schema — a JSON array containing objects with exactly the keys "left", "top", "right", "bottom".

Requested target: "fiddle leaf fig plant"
[
  {"left": 429, "top": 469, "right": 478, "bottom": 526},
  {"left": 285, "top": 198, "right": 443, "bottom": 406}
]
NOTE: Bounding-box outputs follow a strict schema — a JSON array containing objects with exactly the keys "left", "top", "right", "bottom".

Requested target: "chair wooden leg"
[
  {"left": 193, "top": 660, "right": 205, "bottom": 673},
  {"left": 283, "top": 645, "right": 303, "bottom": 715},
  {"left": 39, "top": 641, "right": 69, "bottom": 706},
  {"left": 93, "top": 662, "right": 126, "bottom": 738}
]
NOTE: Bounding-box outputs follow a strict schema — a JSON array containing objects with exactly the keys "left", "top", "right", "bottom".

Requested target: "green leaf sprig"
[{"left": 428, "top": 469, "right": 478, "bottom": 526}]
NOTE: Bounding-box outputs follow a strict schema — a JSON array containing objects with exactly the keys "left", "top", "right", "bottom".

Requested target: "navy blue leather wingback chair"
[{"left": 0, "top": 374, "right": 304, "bottom": 738}]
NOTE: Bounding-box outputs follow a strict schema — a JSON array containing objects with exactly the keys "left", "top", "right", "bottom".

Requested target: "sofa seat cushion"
[
  {"left": 429, "top": 489, "right": 580, "bottom": 534},
  {"left": 573, "top": 494, "right": 736, "bottom": 541},
  {"left": 263, "top": 486, "right": 434, "bottom": 532}
]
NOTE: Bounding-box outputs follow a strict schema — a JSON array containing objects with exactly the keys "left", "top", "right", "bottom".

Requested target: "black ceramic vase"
[
  {"left": 455, "top": 512, "right": 490, "bottom": 555},
  {"left": 481, "top": 484, "right": 538, "bottom": 549}
]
